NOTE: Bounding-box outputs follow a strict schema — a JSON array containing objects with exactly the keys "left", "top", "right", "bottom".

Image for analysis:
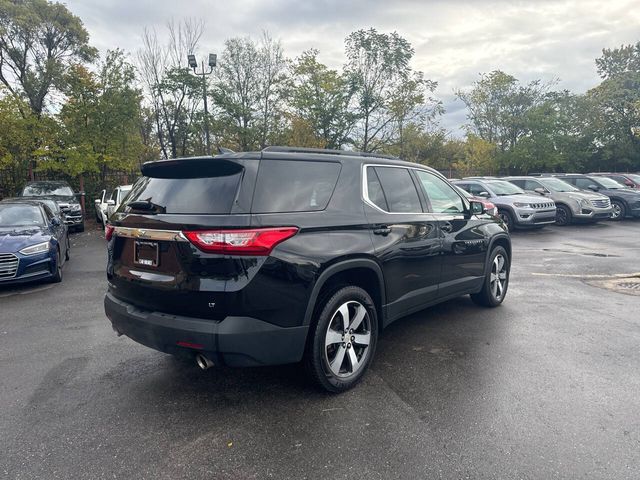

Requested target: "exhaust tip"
[{"left": 195, "top": 353, "right": 214, "bottom": 370}]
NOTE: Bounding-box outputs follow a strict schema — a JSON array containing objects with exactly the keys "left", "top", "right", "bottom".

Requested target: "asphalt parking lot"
[{"left": 1, "top": 221, "right": 639, "bottom": 479}]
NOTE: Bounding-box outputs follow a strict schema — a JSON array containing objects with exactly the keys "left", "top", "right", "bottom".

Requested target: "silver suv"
[
  {"left": 453, "top": 178, "right": 556, "bottom": 231},
  {"left": 505, "top": 176, "right": 612, "bottom": 225}
]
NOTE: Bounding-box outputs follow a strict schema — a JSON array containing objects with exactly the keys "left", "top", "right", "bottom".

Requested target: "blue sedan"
[{"left": 0, "top": 201, "right": 70, "bottom": 285}]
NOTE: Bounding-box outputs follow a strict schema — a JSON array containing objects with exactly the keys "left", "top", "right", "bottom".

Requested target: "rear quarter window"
[{"left": 252, "top": 160, "right": 341, "bottom": 213}]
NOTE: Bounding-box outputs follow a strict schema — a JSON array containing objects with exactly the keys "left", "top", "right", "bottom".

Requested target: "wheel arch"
[
  {"left": 303, "top": 259, "right": 386, "bottom": 331},
  {"left": 486, "top": 234, "right": 511, "bottom": 274}
]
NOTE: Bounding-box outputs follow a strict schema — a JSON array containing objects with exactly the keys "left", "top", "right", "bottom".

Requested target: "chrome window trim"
[
  {"left": 361, "top": 163, "right": 428, "bottom": 215},
  {"left": 113, "top": 227, "right": 188, "bottom": 242}
]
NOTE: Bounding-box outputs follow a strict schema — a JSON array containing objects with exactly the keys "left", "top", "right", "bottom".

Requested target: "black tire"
[
  {"left": 471, "top": 246, "right": 510, "bottom": 307},
  {"left": 65, "top": 236, "right": 70, "bottom": 261},
  {"left": 555, "top": 204, "right": 572, "bottom": 226},
  {"left": 304, "top": 286, "right": 378, "bottom": 393},
  {"left": 610, "top": 200, "right": 626, "bottom": 221},
  {"left": 497, "top": 209, "right": 514, "bottom": 232},
  {"left": 96, "top": 213, "right": 102, "bottom": 224},
  {"left": 76, "top": 223, "right": 85, "bottom": 233},
  {"left": 51, "top": 250, "right": 63, "bottom": 283}
]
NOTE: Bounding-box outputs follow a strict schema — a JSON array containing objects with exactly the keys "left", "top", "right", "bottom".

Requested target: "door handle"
[
  {"left": 441, "top": 222, "right": 453, "bottom": 233},
  {"left": 373, "top": 226, "right": 391, "bottom": 235}
]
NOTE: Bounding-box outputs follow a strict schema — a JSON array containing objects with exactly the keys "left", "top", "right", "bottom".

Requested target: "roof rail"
[{"left": 262, "top": 146, "right": 399, "bottom": 160}]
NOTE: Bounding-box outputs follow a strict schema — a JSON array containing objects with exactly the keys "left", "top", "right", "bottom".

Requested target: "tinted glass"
[
  {"left": 0, "top": 204, "right": 45, "bottom": 226},
  {"left": 538, "top": 177, "right": 578, "bottom": 192},
  {"left": 593, "top": 176, "right": 624, "bottom": 189},
  {"left": 366, "top": 168, "right": 389, "bottom": 211},
  {"left": 459, "top": 183, "right": 487, "bottom": 196},
  {"left": 124, "top": 174, "right": 243, "bottom": 214},
  {"left": 416, "top": 171, "right": 464, "bottom": 214},
  {"left": 523, "top": 179, "right": 543, "bottom": 190},
  {"left": 23, "top": 183, "right": 74, "bottom": 196},
  {"left": 575, "top": 178, "right": 598, "bottom": 190},
  {"left": 253, "top": 160, "right": 340, "bottom": 213},
  {"left": 372, "top": 167, "right": 422, "bottom": 213},
  {"left": 509, "top": 179, "right": 526, "bottom": 189}
]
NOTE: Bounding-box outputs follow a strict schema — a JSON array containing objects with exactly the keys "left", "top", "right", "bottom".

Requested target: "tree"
[
  {"left": 456, "top": 71, "right": 553, "bottom": 153},
  {"left": 345, "top": 28, "right": 431, "bottom": 153},
  {"left": 453, "top": 134, "right": 498, "bottom": 177},
  {"left": 0, "top": 0, "right": 97, "bottom": 116},
  {"left": 138, "top": 19, "right": 205, "bottom": 158},
  {"left": 289, "top": 49, "right": 356, "bottom": 149}
]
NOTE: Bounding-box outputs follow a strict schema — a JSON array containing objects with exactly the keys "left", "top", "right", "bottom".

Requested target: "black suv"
[
  {"left": 21, "top": 181, "right": 85, "bottom": 232},
  {"left": 104, "top": 147, "right": 511, "bottom": 392}
]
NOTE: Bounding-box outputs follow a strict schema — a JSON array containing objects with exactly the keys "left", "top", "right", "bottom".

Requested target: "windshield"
[
  {"left": 486, "top": 180, "right": 524, "bottom": 196},
  {"left": 593, "top": 176, "right": 625, "bottom": 189},
  {"left": 626, "top": 174, "right": 640, "bottom": 183},
  {"left": 0, "top": 204, "right": 44, "bottom": 227},
  {"left": 539, "top": 178, "right": 579, "bottom": 192},
  {"left": 23, "top": 183, "right": 74, "bottom": 197},
  {"left": 454, "top": 185, "right": 472, "bottom": 198}
]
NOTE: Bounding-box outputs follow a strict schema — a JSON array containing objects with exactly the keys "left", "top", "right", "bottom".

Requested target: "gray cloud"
[{"left": 65, "top": 0, "right": 640, "bottom": 136}]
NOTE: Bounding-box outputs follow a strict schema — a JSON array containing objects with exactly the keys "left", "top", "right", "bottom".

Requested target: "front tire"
[
  {"left": 305, "top": 286, "right": 378, "bottom": 393},
  {"left": 610, "top": 200, "right": 626, "bottom": 221},
  {"left": 555, "top": 204, "right": 572, "bottom": 226},
  {"left": 471, "top": 246, "right": 510, "bottom": 307},
  {"left": 497, "top": 209, "right": 514, "bottom": 231},
  {"left": 51, "top": 250, "right": 63, "bottom": 283}
]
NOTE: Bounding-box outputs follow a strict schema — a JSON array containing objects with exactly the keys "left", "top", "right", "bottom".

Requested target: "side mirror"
[
  {"left": 478, "top": 191, "right": 491, "bottom": 198},
  {"left": 587, "top": 184, "right": 599, "bottom": 192},
  {"left": 469, "top": 200, "right": 486, "bottom": 215},
  {"left": 534, "top": 187, "right": 548, "bottom": 195},
  {"left": 51, "top": 217, "right": 61, "bottom": 226},
  {"left": 107, "top": 200, "right": 116, "bottom": 206}
]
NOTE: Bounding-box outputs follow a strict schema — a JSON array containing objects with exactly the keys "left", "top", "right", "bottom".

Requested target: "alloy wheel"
[
  {"left": 490, "top": 254, "right": 508, "bottom": 301},
  {"left": 324, "top": 301, "right": 371, "bottom": 378},
  {"left": 611, "top": 203, "right": 622, "bottom": 220}
]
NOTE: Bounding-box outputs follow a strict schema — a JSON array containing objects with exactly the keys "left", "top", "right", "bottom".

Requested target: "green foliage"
[{"left": 0, "top": 0, "right": 97, "bottom": 116}]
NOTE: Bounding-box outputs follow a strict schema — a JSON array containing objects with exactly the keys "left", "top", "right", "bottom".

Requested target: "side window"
[
  {"left": 575, "top": 178, "right": 593, "bottom": 189},
  {"left": 109, "top": 189, "right": 118, "bottom": 201},
  {"left": 41, "top": 205, "right": 54, "bottom": 223},
  {"left": 366, "top": 168, "right": 389, "bottom": 211},
  {"left": 524, "top": 179, "right": 542, "bottom": 190},
  {"left": 466, "top": 183, "right": 487, "bottom": 196},
  {"left": 415, "top": 171, "right": 464, "bottom": 214},
  {"left": 509, "top": 179, "right": 526, "bottom": 189},
  {"left": 368, "top": 167, "right": 422, "bottom": 213},
  {"left": 253, "top": 160, "right": 341, "bottom": 213}
]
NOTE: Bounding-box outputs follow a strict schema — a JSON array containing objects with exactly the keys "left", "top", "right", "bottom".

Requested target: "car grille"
[
  {"left": 0, "top": 253, "right": 19, "bottom": 279},
  {"left": 590, "top": 198, "right": 611, "bottom": 208},
  {"left": 531, "top": 202, "right": 555, "bottom": 209}
]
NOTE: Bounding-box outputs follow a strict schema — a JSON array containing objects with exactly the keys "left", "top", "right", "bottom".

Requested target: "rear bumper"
[{"left": 104, "top": 292, "right": 309, "bottom": 367}]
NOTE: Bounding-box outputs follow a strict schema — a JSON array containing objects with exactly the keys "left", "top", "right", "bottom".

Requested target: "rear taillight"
[
  {"left": 105, "top": 224, "right": 115, "bottom": 241},
  {"left": 183, "top": 227, "right": 299, "bottom": 255}
]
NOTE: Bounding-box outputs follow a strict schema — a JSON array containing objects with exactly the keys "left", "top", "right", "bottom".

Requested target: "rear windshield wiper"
[{"left": 126, "top": 200, "right": 166, "bottom": 214}]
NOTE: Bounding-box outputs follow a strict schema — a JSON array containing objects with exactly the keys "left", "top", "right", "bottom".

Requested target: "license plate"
[{"left": 134, "top": 241, "right": 159, "bottom": 267}]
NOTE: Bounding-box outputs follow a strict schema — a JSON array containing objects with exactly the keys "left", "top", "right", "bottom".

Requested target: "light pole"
[{"left": 188, "top": 53, "right": 216, "bottom": 156}]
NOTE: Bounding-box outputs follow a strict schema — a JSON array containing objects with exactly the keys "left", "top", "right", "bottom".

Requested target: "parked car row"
[
  {"left": 452, "top": 172, "right": 640, "bottom": 229},
  {"left": 94, "top": 185, "right": 132, "bottom": 224}
]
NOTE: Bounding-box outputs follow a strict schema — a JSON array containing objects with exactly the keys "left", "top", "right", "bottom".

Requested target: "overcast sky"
[{"left": 65, "top": 0, "right": 640, "bottom": 136}]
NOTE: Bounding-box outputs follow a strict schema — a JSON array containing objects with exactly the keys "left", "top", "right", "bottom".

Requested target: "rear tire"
[
  {"left": 471, "top": 246, "right": 510, "bottom": 307},
  {"left": 65, "top": 236, "right": 70, "bottom": 261},
  {"left": 305, "top": 286, "right": 378, "bottom": 393},
  {"left": 555, "top": 204, "right": 572, "bottom": 226}
]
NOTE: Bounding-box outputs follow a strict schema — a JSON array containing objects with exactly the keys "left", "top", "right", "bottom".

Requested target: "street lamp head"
[
  {"left": 208, "top": 53, "right": 217, "bottom": 68},
  {"left": 187, "top": 54, "right": 197, "bottom": 69}
]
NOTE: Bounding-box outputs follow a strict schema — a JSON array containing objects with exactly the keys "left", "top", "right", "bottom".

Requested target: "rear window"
[
  {"left": 123, "top": 174, "right": 242, "bottom": 214},
  {"left": 252, "top": 160, "right": 340, "bottom": 213}
]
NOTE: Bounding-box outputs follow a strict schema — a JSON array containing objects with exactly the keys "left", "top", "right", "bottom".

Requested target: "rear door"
[
  {"left": 415, "top": 171, "right": 487, "bottom": 297},
  {"left": 363, "top": 165, "right": 442, "bottom": 324}
]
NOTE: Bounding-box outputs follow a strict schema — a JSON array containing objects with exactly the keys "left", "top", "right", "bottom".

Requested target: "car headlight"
[
  {"left": 513, "top": 202, "right": 531, "bottom": 208},
  {"left": 579, "top": 198, "right": 590, "bottom": 208},
  {"left": 19, "top": 241, "right": 51, "bottom": 255}
]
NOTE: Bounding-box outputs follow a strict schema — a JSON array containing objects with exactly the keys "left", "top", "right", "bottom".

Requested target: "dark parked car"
[
  {"left": 21, "top": 181, "right": 85, "bottom": 232},
  {"left": 589, "top": 172, "right": 640, "bottom": 190},
  {"left": 104, "top": 147, "right": 511, "bottom": 392},
  {"left": 0, "top": 200, "right": 69, "bottom": 285},
  {"left": 553, "top": 174, "right": 640, "bottom": 221}
]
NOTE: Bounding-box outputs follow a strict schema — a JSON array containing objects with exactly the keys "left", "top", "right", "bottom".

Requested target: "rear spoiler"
[{"left": 141, "top": 157, "right": 244, "bottom": 179}]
